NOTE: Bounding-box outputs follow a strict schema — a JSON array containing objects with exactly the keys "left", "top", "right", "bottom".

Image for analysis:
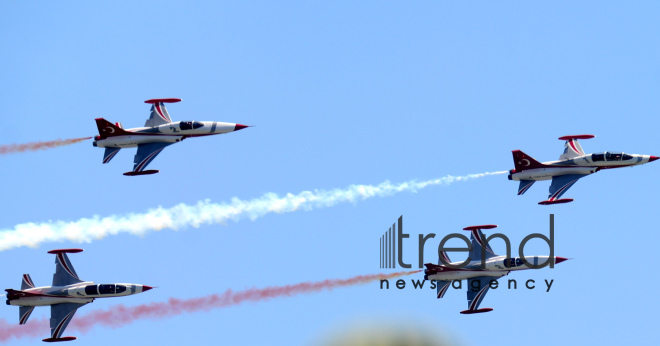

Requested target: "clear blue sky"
[{"left": 1, "top": 1, "right": 659, "bottom": 345}]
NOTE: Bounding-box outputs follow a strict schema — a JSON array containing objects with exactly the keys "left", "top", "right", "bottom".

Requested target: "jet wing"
[
  {"left": 463, "top": 225, "right": 498, "bottom": 263},
  {"left": 45, "top": 303, "right": 88, "bottom": 342},
  {"left": 128, "top": 142, "right": 173, "bottom": 174},
  {"left": 558, "top": 135, "right": 594, "bottom": 160},
  {"left": 144, "top": 98, "right": 181, "bottom": 127},
  {"left": 51, "top": 250, "right": 84, "bottom": 287},
  {"left": 461, "top": 276, "right": 494, "bottom": 314},
  {"left": 539, "top": 174, "right": 587, "bottom": 204}
]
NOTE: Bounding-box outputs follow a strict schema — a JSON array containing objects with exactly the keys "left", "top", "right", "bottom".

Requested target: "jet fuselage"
[
  {"left": 424, "top": 255, "right": 564, "bottom": 281},
  {"left": 6, "top": 282, "right": 152, "bottom": 307},
  {"left": 93, "top": 121, "right": 241, "bottom": 149},
  {"left": 508, "top": 152, "right": 656, "bottom": 182}
]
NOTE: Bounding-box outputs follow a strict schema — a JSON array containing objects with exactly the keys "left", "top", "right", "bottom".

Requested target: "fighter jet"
[
  {"left": 92, "top": 98, "right": 249, "bottom": 176},
  {"left": 423, "top": 225, "right": 568, "bottom": 314},
  {"left": 5, "top": 249, "right": 153, "bottom": 342},
  {"left": 508, "top": 135, "right": 658, "bottom": 205}
]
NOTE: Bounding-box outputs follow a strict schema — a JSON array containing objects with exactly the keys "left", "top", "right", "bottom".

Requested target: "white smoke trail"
[{"left": 0, "top": 171, "right": 506, "bottom": 251}]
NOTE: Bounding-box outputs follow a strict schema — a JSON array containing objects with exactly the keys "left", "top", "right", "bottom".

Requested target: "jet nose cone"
[
  {"left": 555, "top": 257, "right": 569, "bottom": 264},
  {"left": 234, "top": 124, "right": 249, "bottom": 131},
  {"left": 649, "top": 156, "right": 659, "bottom": 162},
  {"left": 142, "top": 285, "right": 153, "bottom": 292}
]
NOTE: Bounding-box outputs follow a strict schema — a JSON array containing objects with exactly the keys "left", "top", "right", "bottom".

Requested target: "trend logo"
[
  {"left": 378, "top": 215, "right": 561, "bottom": 270},
  {"left": 379, "top": 217, "right": 402, "bottom": 268}
]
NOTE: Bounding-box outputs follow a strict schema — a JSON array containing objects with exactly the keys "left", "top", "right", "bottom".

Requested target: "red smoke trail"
[
  {"left": 0, "top": 270, "right": 420, "bottom": 342},
  {"left": 0, "top": 137, "right": 92, "bottom": 155}
]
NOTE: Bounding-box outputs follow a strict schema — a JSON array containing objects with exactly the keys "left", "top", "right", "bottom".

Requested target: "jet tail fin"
[
  {"left": 512, "top": 150, "right": 545, "bottom": 171},
  {"left": 21, "top": 274, "right": 35, "bottom": 290},
  {"left": 95, "top": 118, "right": 131, "bottom": 138}
]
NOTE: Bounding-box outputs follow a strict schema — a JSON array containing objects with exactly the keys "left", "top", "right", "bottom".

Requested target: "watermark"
[
  {"left": 379, "top": 214, "right": 557, "bottom": 269},
  {"left": 378, "top": 278, "right": 556, "bottom": 292}
]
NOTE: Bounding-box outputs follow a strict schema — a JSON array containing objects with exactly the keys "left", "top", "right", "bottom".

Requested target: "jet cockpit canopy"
[{"left": 591, "top": 152, "right": 633, "bottom": 162}]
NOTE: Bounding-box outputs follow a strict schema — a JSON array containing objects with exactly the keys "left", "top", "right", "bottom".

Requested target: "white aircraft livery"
[
  {"left": 92, "top": 98, "right": 249, "bottom": 176},
  {"left": 423, "top": 225, "right": 568, "bottom": 314},
  {"left": 5, "top": 249, "right": 153, "bottom": 342},
  {"left": 508, "top": 134, "right": 657, "bottom": 204}
]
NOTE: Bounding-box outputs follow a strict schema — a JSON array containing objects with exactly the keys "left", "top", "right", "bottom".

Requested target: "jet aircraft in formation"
[
  {"left": 93, "top": 98, "right": 249, "bottom": 176},
  {"left": 508, "top": 135, "right": 658, "bottom": 204},
  {"left": 9, "top": 104, "right": 654, "bottom": 342},
  {"left": 423, "top": 225, "right": 568, "bottom": 314},
  {"left": 5, "top": 249, "right": 153, "bottom": 342}
]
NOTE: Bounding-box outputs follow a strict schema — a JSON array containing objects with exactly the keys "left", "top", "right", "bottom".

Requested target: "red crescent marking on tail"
[{"left": 569, "top": 139, "right": 580, "bottom": 153}]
